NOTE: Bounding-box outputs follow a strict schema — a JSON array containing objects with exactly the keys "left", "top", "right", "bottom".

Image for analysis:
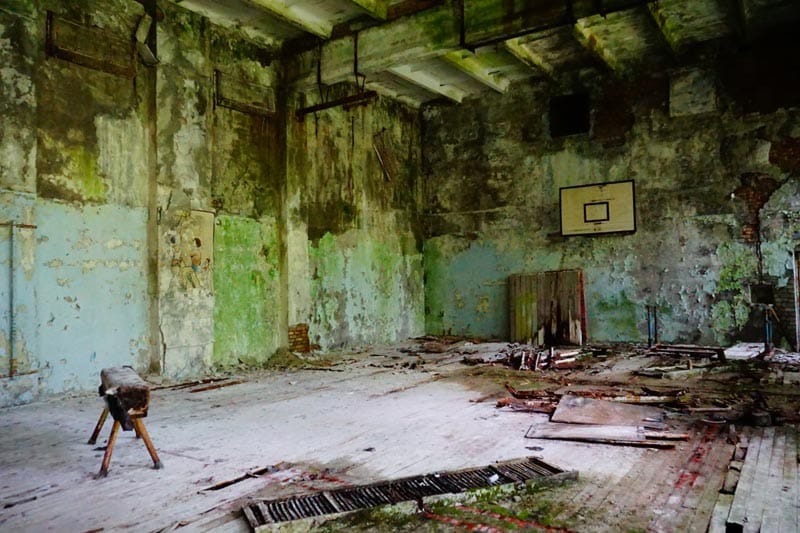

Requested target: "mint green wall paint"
[{"left": 308, "top": 230, "right": 423, "bottom": 348}]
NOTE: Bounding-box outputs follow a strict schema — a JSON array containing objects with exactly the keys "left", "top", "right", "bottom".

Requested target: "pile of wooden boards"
[
  {"left": 647, "top": 343, "right": 726, "bottom": 361},
  {"left": 464, "top": 344, "right": 583, "bottom": 371}
]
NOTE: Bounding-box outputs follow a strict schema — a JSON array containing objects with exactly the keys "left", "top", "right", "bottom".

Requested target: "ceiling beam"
[
  {"left": 503, "top": 37, "right": 554, "bottom": 79},
  {"left": 463, "top": 0, "right": 655, "bottom": 48},
  {"left": 288, "top": 0, "right": 655, "bottom": 87},
  {"left": 248, "top": 0, "right": 334, "bottom": 38},
  {"left": 289, "top": 4, "right": 459, "bottom": 86},
  {"left": 389, "top": 64, "right": 469, "bottom": 102},
  {"left": 440, "top": 50, "right": 509, "bottom": 93},
  {"left": 351, "top": 0, "right": 389, "bottom": 20}
]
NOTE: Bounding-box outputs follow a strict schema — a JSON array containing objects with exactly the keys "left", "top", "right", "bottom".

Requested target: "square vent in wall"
[{"left": 549, "top": 92, "right": 590, "bottom": 138}]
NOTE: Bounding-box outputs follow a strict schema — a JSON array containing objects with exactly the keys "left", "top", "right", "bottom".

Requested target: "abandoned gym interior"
[{"left": 2, "top": 0, "right": 800, "bottom": 531}]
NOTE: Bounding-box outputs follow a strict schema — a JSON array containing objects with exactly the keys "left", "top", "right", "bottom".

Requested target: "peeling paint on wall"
[
  {"left": 287, "top": 89, "right": 424, "bottom": 349},
  {"left": 423, "top": 73, "right": 800, "bottom": 344},
  {"left": 308, "top": 230, "right": 423, "bottom": 348},
  {"left": 0, "top": 14, "right": 37, "bottom": 194}
]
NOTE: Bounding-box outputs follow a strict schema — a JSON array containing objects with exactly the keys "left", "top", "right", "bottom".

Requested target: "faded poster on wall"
[{"left": 168, "top": 210, "right": 214, "bottom": 292}]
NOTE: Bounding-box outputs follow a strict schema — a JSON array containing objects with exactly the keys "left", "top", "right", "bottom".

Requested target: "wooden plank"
[
  {"left": 708, "top": 493, "right": 734, "bottom": 533},
  {"left": 682, "top": 428, "right": 736, "bottom": 532},
  {"left": 241, "top": 505, "right": 260, "bottom": 529},
  {"left": 526, "top": 423, "right": 644, "bottom": 441},
  {"left": 509, "top": 274, "right": 517, "bottom": 341},
  {"left": 743, "top": 426, "right": 775, "bottom": 533},
  {"left": 551, "top": 394, "right": 664, "bottom": 426},
  {"left": 761, "top": 427, "right": 786, "bottom": 532},
  {"left": 527, "top": 423, "right": 686, "bottom": 441},
  {"left": 525, "top": 423, "right": 674, "bottom": 448},
  {"left": 727, "top": 428, "right": 762, "bottom": 529},
  {"left": 778, "top": 426, "right": 799, "bottom": 533},
  {"left": 728, "top": 427, "right": 774, "bottom": 532}
]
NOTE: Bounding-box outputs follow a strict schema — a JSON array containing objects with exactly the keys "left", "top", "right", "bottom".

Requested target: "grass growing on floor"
[{"left": 315, "top": 477, "right": 579, "bottom": 532}]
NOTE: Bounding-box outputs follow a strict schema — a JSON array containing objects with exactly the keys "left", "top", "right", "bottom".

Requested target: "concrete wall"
[
  {"left": 1, "top": 0, "right": 151, "bottom": 405},
  {"left": 422, "top": 58, "right": 800, "bottom": 345},
  {"left": 0, "top": 1, "right": 425, "bottom": 406},
  {"left": 286, "top": 87, "right": 425, "bottom": 349}
]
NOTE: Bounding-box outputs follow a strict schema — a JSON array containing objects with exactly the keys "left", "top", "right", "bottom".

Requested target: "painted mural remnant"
[{"left": 168, "top": 210, "right": 214, "bottom": 292}]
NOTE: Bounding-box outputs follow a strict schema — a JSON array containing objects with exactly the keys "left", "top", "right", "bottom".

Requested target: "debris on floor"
[
  {"left": 647, "top": 343, "right": 727, "bottom": 361},
  {"left": 240, "top": 457, "right": 567, "bottom": 528},
  {"left": 463, "top": 343, "right": 592, "bottom": 371},
  {"left": 525, "top": 423, "right": 684, "bottom": 448},
  {"left": 724, "top": 342, "right": 768, "bottom": 360}
]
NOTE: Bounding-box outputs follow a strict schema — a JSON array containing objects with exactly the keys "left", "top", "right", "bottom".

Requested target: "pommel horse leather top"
[{"left": 88, "top": 366, "right": 162, "bottom": 477}]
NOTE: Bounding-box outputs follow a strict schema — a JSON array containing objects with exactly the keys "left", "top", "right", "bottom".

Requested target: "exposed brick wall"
[
  {"left": 733, "top": 173, "right": 781, "bottom": 243},
  {"left": 288, "top": 323, "right": 310, "bottom": 353},
  {"left": 770, "top": 137, "right": 800, "bottom": 174}
]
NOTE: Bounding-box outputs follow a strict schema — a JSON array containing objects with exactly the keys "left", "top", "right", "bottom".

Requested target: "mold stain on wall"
[
  {"left": 287, "top": 90, "right": 425, "bottom": 350},
  {"left": 422, "top": 70, "right": 800, "bottom": 344}
]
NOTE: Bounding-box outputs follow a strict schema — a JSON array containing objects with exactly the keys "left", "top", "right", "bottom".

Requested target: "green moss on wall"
[
  {"left": 213, "top": 215, "right": 281, "bottom": 367},
  {"left": 72, "top": 146, "right": 105, "bottom": 201}
]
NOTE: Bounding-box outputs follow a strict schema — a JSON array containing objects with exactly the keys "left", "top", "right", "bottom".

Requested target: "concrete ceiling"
[{"left": 172, "top": 0, "right": 800, "bottom": 108}]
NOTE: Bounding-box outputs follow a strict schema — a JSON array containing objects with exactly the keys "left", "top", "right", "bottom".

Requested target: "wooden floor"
[
  {"left": 0, "top": 348, "right": 798, "bottom": 532},
  {"left": 545, "top": 420, "right": 737, "bottom": 532},
  {"left": 714, "top": 425, "right": 799, "bottom": 533}
]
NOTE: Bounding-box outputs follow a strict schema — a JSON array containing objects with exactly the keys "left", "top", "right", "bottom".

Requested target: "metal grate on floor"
[{"left": 241, "top": 456, "right": 565, "bottom": 528}]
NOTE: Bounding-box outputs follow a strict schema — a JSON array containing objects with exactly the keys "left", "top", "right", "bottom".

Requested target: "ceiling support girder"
[{"left": 288, "top": 0, "right": 657, "bottom": 88}]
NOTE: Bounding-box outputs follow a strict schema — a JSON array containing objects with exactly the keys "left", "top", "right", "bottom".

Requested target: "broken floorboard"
[
  {"left": 548, "top": 420, "right": 735, "bottom": 532},
  {"left": 724, "top": 425, "right": 799, "bottom": 532},
  {"left": 525, "top": 422, "right": 685, "bottom": 448}
]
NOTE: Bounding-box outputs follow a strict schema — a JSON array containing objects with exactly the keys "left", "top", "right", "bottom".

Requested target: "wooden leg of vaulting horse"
[
  {"left": 133, "top": 423, "right": 142, "bottom": 439},
  {"left": 97, "top": 420, "right": 120, "bottom": 478},
  {"left": 132, "top": 418, "right": 162, "bottom": 469},
  {"left": 88, "top": 407, "right": 109, "bottom": 445}
]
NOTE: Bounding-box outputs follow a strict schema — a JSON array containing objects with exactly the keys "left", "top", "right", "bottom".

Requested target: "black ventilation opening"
[{"left": 549, "top": 93, "right": 590, "bottom": 138}]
